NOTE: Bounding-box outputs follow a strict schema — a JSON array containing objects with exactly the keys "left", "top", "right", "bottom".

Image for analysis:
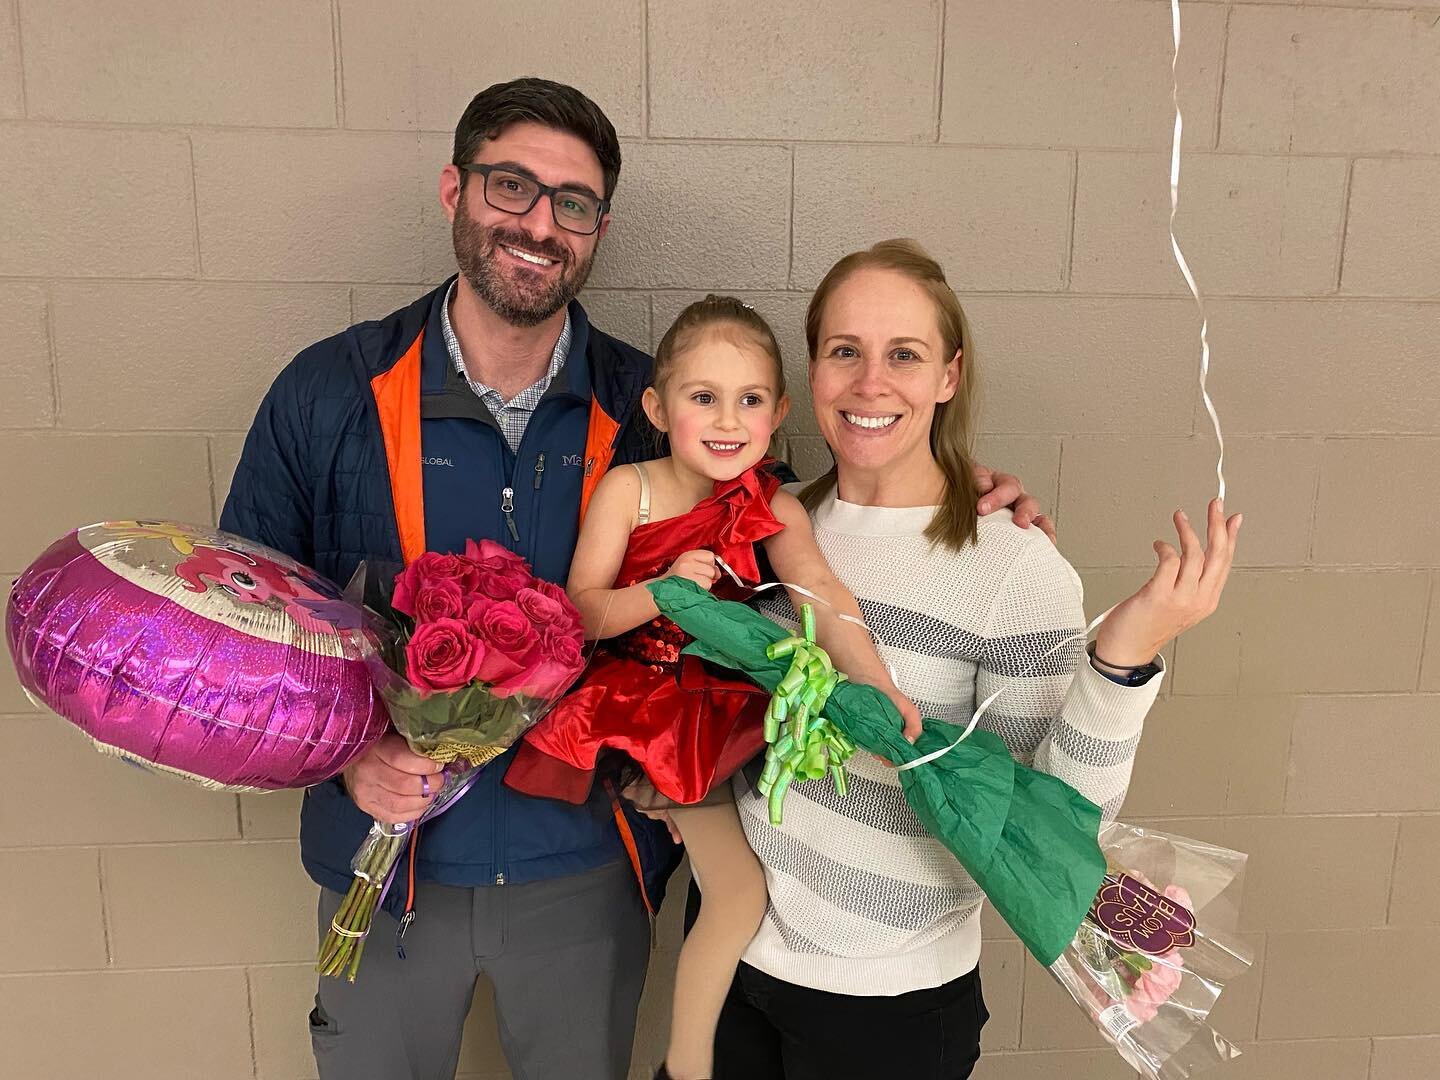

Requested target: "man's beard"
[{"left": 452, "top": 198, "right": 596, "bottom": 329}]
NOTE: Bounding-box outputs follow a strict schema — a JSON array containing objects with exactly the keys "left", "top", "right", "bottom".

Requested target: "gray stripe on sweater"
[
  {"left": 742, "top": 805, "right": 985, "bottom": 930},
  {"left": 1051, "top": 724, "right": 1145, "bottom": 768},
  {"left": 789, "top": 771, "right": 932, "bottom": 839},
  {"left": 756, "top": 591, "right": 1082, "bottom": 679}
]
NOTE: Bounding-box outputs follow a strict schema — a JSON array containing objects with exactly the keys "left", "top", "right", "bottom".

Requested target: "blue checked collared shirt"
[{"left": 440, "top": 280, "right": 571, "bottom": 452}]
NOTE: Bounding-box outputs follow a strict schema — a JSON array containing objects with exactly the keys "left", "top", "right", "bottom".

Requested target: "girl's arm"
[
  {"left": 566, "top": 466, "right": 719, "bottom": 640},
  {"left": 762, "top": 490, "right": 923, "bottom": 740}
]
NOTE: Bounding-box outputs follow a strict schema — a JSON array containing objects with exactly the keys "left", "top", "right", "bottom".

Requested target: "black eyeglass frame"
[{"left": 458, "top": 163, "right": 610, "bottom": 236}]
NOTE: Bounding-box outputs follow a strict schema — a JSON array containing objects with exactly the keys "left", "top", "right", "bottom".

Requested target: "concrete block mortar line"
[
  {"left": 785, "top": 144, "right": 795, "bottom": 290},
  {"left": 7, "top": 116, "right": 1440, "bottom": 160},
  {"left": 1211, "top": 1, "right": 1232, "bottom": 152},
  {"left": 96, "top": 847, "right": 114, "bottom": 966},
  {"left": 205, "top": 436, "right": 218, "bottom": 524},
  {"left": 1303, "top": 436, "right": 1324, "bottom": 565},
  {"left": 43, "top": 283, "right": 58, "bottom": 427},
  {"left": 1052, "top": 437, "right": 1067, "bottom": 529},
  {"left": 245, "top": 967, "right": 263, "bottom": 1079},
  {"left": 0, "top": 961, "right": 307, "bottom": 979},
  {"left": 641, "top": 0, "right": 650, "bottom": 139},
  {"left": 1063, "top": 150, "right": 1079, "bottom": 290},
  {"left": 1382, "top": 808, "right": 1405, "bottom": 926},
  {"left": 1414, "top": 573, "right": 1436, "bottom": 692},
  {"left": 2, "top": 838, "right": 296, "bottom": 854},
  {"left": 932, "top": 0, "right": 946, "bottom": 143},
  {"left": 1335, "top": 157, "right": 1357, "bottom": 294},
  {"left": 12, "top": 0, "right": 27, "bottom": 117},
  {"left": 330, "top": 0, "right": 345, "bottom": 130},
  {"left": 187, "top": 134, "right": 204, "bottom": 278}
]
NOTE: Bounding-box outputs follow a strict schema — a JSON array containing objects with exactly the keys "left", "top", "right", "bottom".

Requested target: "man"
[{"left": 222, "top": 77, "right": 1043, "bottom": 1080}]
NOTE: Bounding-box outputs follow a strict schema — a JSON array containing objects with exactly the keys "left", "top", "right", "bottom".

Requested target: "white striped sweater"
[{"left": 735, "top": 495, "right": 1162, "bottom": 996}]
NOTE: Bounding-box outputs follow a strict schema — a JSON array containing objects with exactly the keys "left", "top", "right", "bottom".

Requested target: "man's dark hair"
[{"left": 453, "top": 77, "right": 622, "bottom": 200}]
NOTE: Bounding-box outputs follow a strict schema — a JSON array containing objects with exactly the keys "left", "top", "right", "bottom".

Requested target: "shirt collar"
[{"left": 440, "top": 279, "right": 571, "bottom": 404}]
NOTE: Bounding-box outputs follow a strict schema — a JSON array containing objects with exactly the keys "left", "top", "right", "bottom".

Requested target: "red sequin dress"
[{"left": 504, "top": 461, "right": 784, "bottom": 806}]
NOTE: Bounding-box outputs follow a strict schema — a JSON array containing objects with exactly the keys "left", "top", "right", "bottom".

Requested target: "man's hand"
[
  {"left": 340, "top": 733, "right": 444, "bottom": 825},
  {"left": 975, "top": 465, "right": 1055, "bottom": 544}
]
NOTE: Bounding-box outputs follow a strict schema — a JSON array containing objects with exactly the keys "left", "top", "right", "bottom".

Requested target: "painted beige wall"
[{"left": 2, "top": 2, "right": 1438, "bottom": 1078}]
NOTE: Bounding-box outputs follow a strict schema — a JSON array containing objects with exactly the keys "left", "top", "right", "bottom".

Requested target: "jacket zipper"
[
  {"left": 500, "top": 485, "right": 519, "bottom": 542},
  {"left": 533, "top": 452, "right": 545, "bottom": 490}
]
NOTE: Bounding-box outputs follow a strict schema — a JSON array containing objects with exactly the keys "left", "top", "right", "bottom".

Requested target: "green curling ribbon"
[{"left": 753, "top": 605, "right": 853, "bottom": 824}]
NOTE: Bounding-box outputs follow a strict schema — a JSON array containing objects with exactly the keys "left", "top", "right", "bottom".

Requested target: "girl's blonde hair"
[
  {"left": 799, "top": 239, "right": 980, "bottom": 550},
  {"left": 652, "top": 295, "right": 786, "bottom": 397}
]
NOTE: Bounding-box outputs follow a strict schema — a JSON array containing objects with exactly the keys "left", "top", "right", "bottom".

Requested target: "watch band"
[{"left": 1086, "top": 641, "right": 1162, "bottom": 687}]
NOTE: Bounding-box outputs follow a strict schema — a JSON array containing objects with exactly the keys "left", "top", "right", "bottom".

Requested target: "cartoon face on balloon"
[{"left": 172, "top": 544, "right": 365, "bottom": 633}]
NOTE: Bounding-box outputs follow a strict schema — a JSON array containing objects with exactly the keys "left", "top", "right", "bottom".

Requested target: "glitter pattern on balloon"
[{"left": 4, "top": 521, "right": 390, "bottom": 791}]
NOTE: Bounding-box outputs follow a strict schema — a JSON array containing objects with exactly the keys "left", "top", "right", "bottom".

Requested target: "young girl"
[{"left": 505, "top": 295, "right": 921, "bottom": 1080}]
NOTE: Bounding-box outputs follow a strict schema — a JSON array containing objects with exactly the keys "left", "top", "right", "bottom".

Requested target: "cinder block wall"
[{"left": 2, "top": 3, "right": 1437, "bottom": 1078}]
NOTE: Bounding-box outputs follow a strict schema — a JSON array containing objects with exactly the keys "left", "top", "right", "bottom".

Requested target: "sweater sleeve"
[{"left": 974, "top": 531, "right": 1162, "bottom": 819}]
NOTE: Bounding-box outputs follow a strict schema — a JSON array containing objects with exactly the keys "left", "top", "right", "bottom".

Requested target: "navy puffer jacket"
[{"left": 220, "top": 281, "right": 680, "bottom": 913}]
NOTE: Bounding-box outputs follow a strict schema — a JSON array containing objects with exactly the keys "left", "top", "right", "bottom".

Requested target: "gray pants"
[{"left": 309, "top": 860, "right": 651, "bottom": 1080}]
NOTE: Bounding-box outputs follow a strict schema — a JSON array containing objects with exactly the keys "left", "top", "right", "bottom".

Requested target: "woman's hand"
[
  {"left": 665, "top": 549, "right": 720, "bottom": 590},
  {"left": 1093, "top": 498, "right": 1242, "bottom": 668}
]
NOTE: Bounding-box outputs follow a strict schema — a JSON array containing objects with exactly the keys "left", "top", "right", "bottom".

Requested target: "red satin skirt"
[{"left": 505, "top": 653, "right": 769, "bottom": 806}]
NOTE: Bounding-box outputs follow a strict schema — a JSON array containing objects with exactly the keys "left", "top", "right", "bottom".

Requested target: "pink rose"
[
  {"left": 1124, "top": 948, "right": 1185, "bottom": 1024},
  {"left": 468, "top": 600, "right": 541, "bottom": 685},
  {"left": 414, "top": 580, "right": 465, "bottom": 623},
  {"left": 475, "top": 561, "right": 536, "bottom": 602},
  {"left": 515, "top": 586, "right": 569, "bottom": 630},
  {"left": 506, "top": 627, "right": 586, "bottom": 700},
  {"left": 465, "top": 537, "right": 528, "bottom": 570},
  {"left": 533, "top": 578, "right": 583, "bottom": 632},
  {"left": 404, "top": 618, "right": 485, "bottom": 691},
  {"left": 462, "top": 538, "right": 536, "bottom": 601},
  {"left": 392, "top": 552, "right": 482, "bottom": 617}
]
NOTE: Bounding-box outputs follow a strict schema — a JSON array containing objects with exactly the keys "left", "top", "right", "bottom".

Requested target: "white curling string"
[
  {"left": 900, "top": 0, "right": 1225, "bottom": 771},
  {"left": 898, "top": 606, "right": 1117, "bottom": 772},
  {"left": 1170, "top": 0, "right": 1226, "bottom": 503},
  {"left": 712, "top": 554, "right": 901, "bottom": 687}
]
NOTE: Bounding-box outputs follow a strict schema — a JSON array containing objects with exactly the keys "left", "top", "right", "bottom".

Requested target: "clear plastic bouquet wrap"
[
  {"left": 1051, "top": 822, "right": 1251, "bottom": 1080},
  {"left": 317, "top": 541, "right": 586, "bottom": 982}
]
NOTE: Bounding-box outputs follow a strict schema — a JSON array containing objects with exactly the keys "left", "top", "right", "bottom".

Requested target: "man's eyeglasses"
[{"left": 459, "top": 164, "right": 609, "bottom": 235}]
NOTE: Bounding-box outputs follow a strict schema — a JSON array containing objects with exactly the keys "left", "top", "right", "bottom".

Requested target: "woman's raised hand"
[{"left": 1092, "top": 498, "right": 1243, "bottom": 668}]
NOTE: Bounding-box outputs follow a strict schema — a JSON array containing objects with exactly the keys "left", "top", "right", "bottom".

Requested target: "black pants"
[{"left": 711, "top": 960, "right": 988, "bottom": 1080}]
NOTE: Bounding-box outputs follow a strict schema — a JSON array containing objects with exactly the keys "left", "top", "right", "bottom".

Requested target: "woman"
[{"left": 710, "top": 240, "right": 1241, "bottom": 1079}]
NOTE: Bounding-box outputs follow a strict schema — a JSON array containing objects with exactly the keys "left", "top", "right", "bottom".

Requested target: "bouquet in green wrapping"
[
  {"left": 649, "top": 575, "right": 1104, "bottom": 965},
  {"left": 648, "top": 578, "right": 1254, "bottom": 1080}
]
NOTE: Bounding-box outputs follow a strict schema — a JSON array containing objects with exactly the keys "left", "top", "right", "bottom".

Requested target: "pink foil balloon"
[{"left": 5, "top": 521, "right": 391, "bottom": 790}]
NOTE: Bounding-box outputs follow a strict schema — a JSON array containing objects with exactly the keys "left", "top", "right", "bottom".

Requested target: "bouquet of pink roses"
[
  {"left": 1049, "top": 821, "right": 1253, "bottom": 1080},
  {"left": 318, "top": 540, "right": 586, "bottom": 982}
]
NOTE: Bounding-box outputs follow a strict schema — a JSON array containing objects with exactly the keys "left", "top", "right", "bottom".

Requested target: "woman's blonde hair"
[{"left": 799, "top": 239, "right": 979, "bottom": 550}]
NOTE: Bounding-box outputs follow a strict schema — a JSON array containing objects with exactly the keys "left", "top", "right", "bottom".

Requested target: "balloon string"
[{"left": 1170, "top": 0, "right": 1226, "bottom": 502}]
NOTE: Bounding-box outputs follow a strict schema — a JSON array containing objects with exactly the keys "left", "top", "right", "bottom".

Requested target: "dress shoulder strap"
[{"left": 631, "top": 461, "right": 651, "bottom": 525}]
